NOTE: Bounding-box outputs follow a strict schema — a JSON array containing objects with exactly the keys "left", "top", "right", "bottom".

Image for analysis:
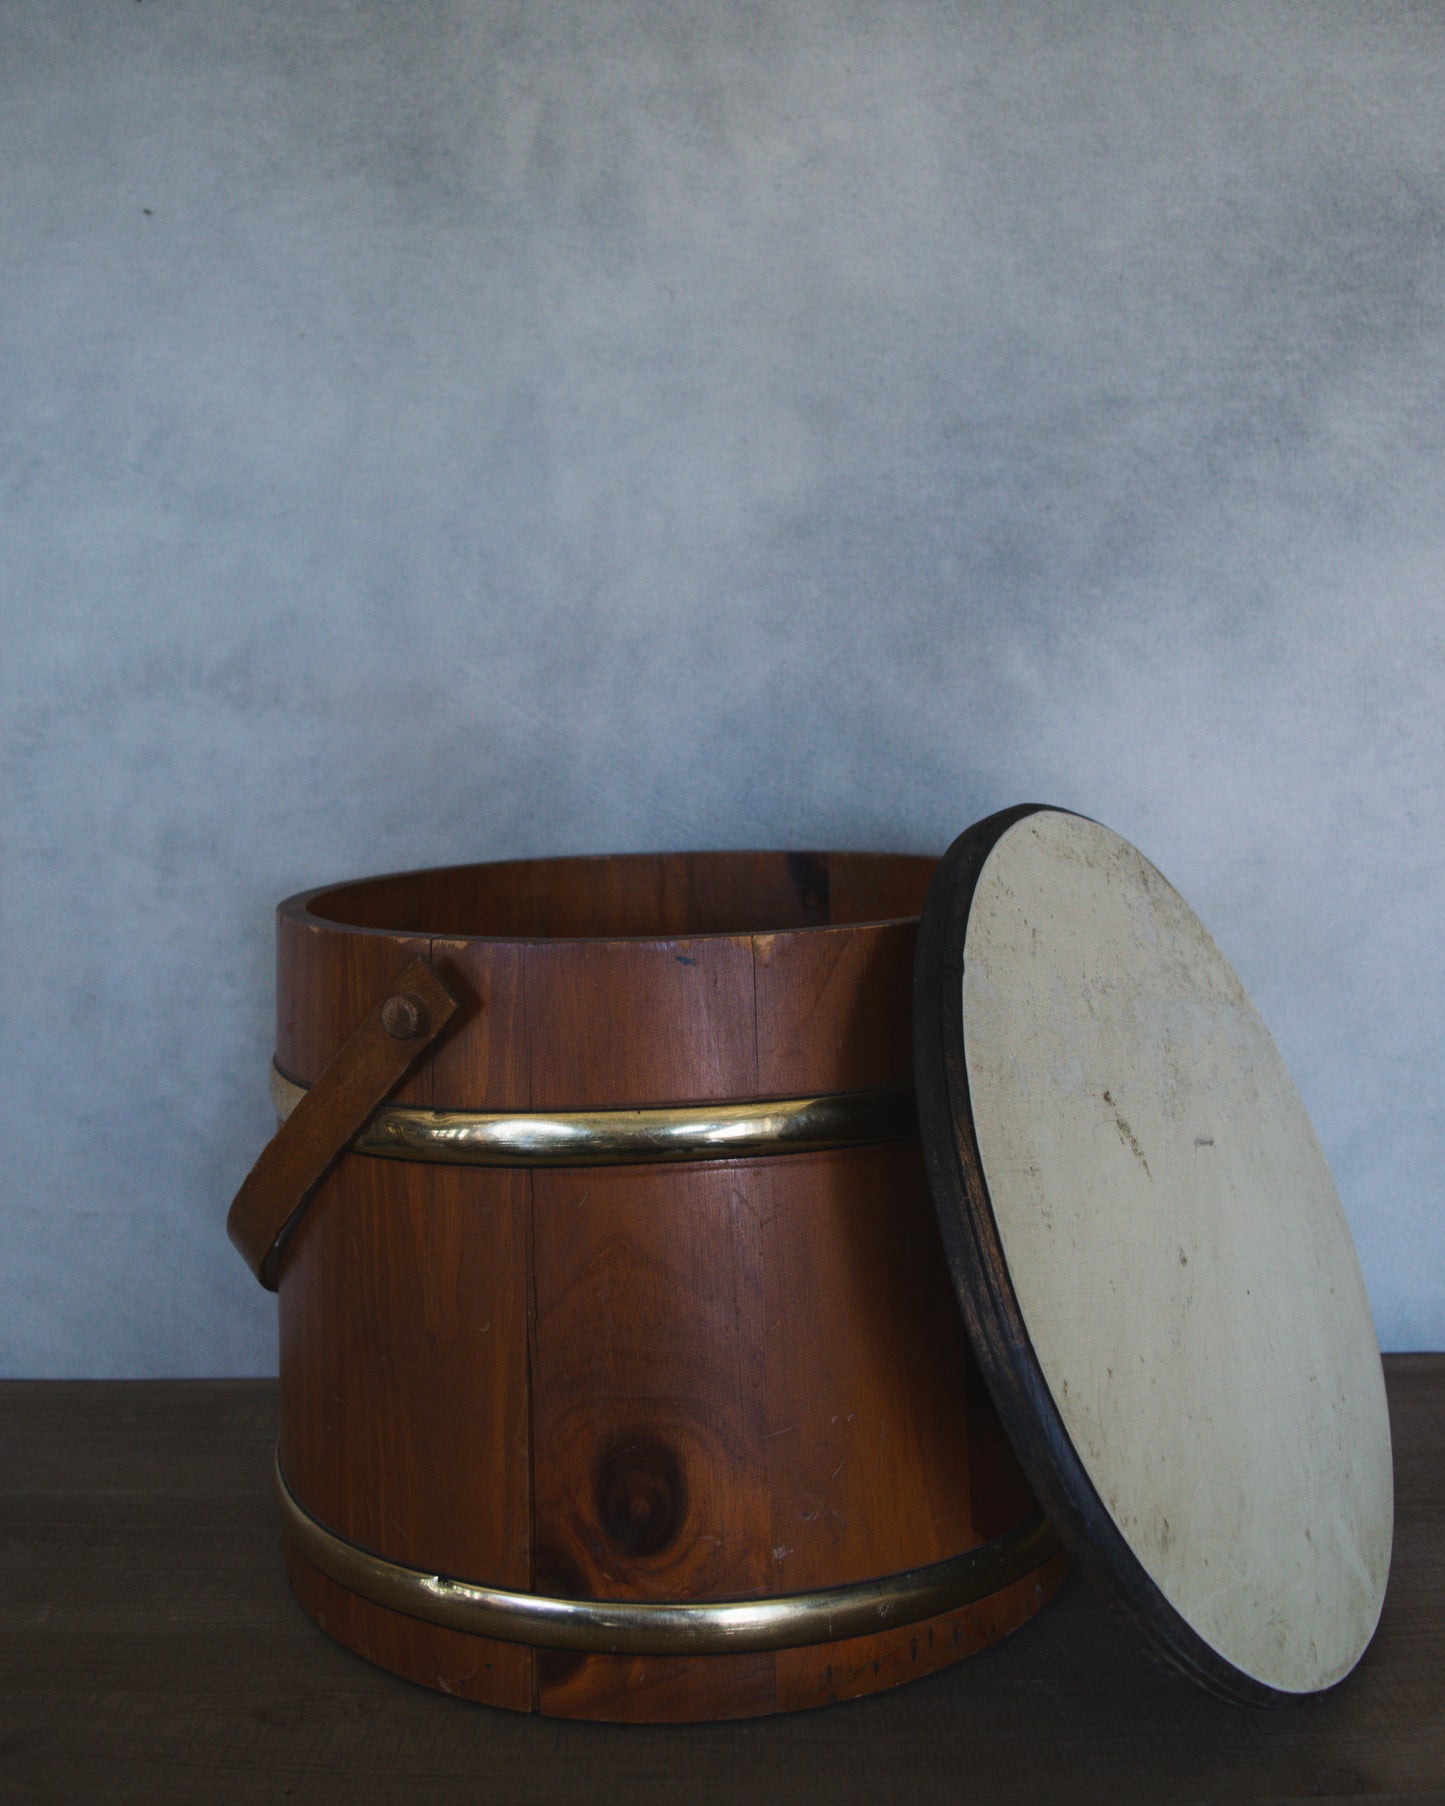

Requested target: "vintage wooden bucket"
[
  {"left": 230, "top": 850, "right": 1068, "bottom": 1721},
  {"left": 232, "top": 811, "right": 1394, "bottom": 1716}
]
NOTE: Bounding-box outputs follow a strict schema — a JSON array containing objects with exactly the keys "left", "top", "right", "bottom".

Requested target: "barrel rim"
[{"left": 280, "top": 847, "right": 938, "bottom": 946}]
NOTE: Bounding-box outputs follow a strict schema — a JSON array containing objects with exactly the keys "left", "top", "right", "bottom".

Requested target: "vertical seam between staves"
[
  {"left": 519, "top": 936, "right": 540, "bottom": 1709},
  {"left": 749, "top": 935, "right": 762, "bottom": 1097}
]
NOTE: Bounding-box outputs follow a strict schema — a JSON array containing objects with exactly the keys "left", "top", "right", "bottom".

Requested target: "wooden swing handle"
[{"left": 227, "top": 957, "right": 457, "bottom": 1290}]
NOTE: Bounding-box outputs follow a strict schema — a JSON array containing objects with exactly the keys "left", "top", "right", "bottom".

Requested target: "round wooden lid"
[{"left": 914, "top": 805, "right": 1393, "bottom": 1703}]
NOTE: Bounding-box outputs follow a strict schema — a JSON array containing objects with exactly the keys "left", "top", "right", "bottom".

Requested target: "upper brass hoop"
[
  {"left": 275, "top": 1453, "right": 1061, "bottom": 1655},
  {"left": 270, "top": 1064, "right": 916, "bottom": 1167}
]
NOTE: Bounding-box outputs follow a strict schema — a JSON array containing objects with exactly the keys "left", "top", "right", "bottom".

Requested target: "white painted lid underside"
[{"left": 962, "top": 811, "right": 1392, "bottom": 1694}]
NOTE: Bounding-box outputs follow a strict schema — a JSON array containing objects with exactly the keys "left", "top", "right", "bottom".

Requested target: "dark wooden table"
[{"left": 2, "top": 1357, "right": 1440, "bottom": 1804}]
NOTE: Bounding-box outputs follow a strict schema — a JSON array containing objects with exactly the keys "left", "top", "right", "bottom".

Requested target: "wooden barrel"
[{"left": 267, "top": 851, "right": 1067, "bottom": 1721}]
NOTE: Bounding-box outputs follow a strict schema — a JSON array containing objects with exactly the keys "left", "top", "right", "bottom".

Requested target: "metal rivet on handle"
[{"left": 381, "top": 993, "right": 428, "bottom": 1040}]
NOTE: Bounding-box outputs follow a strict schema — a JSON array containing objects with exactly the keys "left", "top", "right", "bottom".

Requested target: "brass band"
[
  {"left": 270, "top": 1064, "right": 917, "bottom": 1168},
  {"left": 275, "top": 1453, "right": 1061, "bottom": 1655}
]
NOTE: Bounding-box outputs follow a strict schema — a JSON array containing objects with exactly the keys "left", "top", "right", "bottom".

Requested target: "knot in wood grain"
[{"left": 595, "top": 1436, "right": 686, "bottom": 1556}]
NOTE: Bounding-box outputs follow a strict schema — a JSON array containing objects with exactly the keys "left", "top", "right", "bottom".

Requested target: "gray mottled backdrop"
[{"left": 2, "top": 2, "right": 1441, "bottom": 1373}]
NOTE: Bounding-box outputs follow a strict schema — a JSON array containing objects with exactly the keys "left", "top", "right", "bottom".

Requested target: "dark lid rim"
[{"left": 913, "top": 802, "right": 1325, "bottom": 1708}]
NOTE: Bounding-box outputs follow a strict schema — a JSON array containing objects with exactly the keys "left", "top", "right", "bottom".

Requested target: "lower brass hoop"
[
  {"left": 275, "top": 1453, "right": 1061, "bottom": 1655},
  {"left": 270, "top": 1064, "right": 917, "bottom": 1168}
]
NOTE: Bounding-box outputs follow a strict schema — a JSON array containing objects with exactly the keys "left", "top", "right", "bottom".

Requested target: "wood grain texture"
[
  {"left": 422, "top": 939, "right": 529, "bottom": 1110},
  {"left": 522, "top": 935, "right": 760, "bottom": 1107},
  {"left": 773, "top": 1552, "right": 1071, "bottom": 1713},
  {"left": 276, "top": 1152, "right": 534, "bottom": 1707},
  {"left": 285, "top": 1544, "right": 533, "bottom": 1711},
  {"left": 758, "top": 1143, "right": 976, "bottom": 1593},
  {"left": 299, "top": 852, "right": 936, "bottom": 942},
  {"left": 529, "top": 1157, "right": 774, "bottom": 1720},
  {"left": 753, "top": 923, "right": 919, "bottom": 1094},
  {"left": 277, "top": 1157, "right": 532, "bottom": 1572},
  {"left": 1, "top": 1362, "right": 1440, "bottom": 1805},
  {"left": 758, "top": 1142, "right": 1053, "bottom": 1708},
  {"left": 268, "top": 850, "right": 1053, "bottom": 1720}
]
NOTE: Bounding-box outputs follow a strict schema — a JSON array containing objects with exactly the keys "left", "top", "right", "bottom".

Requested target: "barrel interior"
[{"left": 303, "top": 849, "right": 937, "bottom": 940}]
